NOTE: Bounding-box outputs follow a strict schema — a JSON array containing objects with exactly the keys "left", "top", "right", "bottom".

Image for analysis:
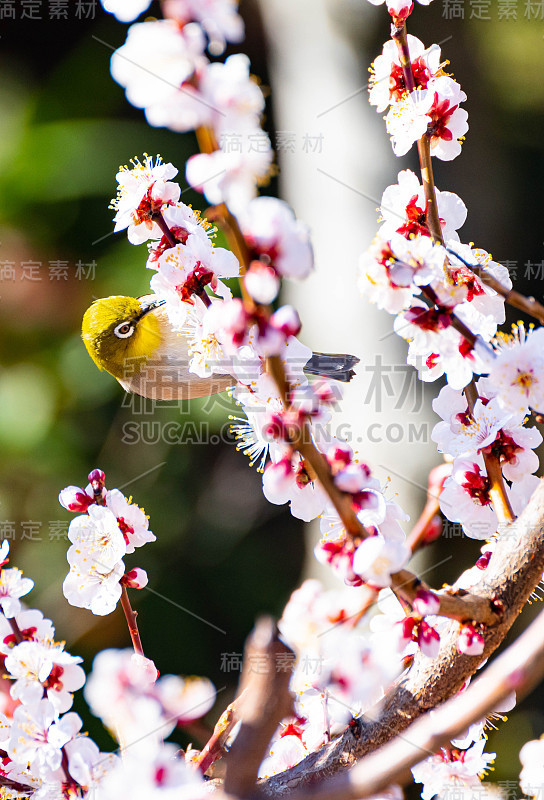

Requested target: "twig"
[
  {"left": 405, "top": 463, "right": 451, "bottom": 551},
  {"left": 464, "top": 380, "right": 516, "bottom": 524},
  {"left": 224, "top": 617, "right": 295, "bottom": 797},
  {"left": 391, "top": 24, "right": 443, "bottom": 245},
  {"left": 120, "top": 585, "right": 145, "bottom": 657},
  {"left": 196, "top": 695, "right": 243, "bottom": 775}
]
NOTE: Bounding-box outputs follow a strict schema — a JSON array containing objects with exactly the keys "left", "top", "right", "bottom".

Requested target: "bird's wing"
[{"left": 121, "top": 301, "right": 233, "bottom": 400}]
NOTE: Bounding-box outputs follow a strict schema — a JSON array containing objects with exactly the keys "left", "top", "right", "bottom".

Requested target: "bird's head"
[{"left": 81, "top": 295, "right": 164, "bottom": 380}]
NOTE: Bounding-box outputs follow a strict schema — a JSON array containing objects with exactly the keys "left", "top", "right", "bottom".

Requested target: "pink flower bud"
[
  {"left": 334, "top": 465, "right": 368, "bottom": 494},
  {"left": 475, "top": 551, "right": 492, "bottom": 570},
  {"left": 312, "top": 380, "right": 338, "bottom": 405},
  {"left": 59, "top": 486, "right": 94, "bottom": 513},
  {"left": 418, "top": 620, "right": 440, "bottom": 658},
  {"left": 423, "top": 515, "right": 443, "bottom": 544},
  {"left": 88, "top": 469, "right": 105, "bottom": 487},
  {"left": 130, "top": 653, "right": 159, "bottom": 685},
  {"left": 457, "top": 624, "right": 485, "bottom": 656},
  {"left": 122, "top": 568, "right": 149, "bottom": 589},
  {"left": 269, "top": 305, "right": 302, "bottom": 337},
  {"left": 244, "top": 260, "right": 280, "bottom": 305},
  {"left": 413, "top": 589, "right": 441, "bottom": 617},
  {"left": 326, "top": 444, "right": 353, "bottom": 471}
]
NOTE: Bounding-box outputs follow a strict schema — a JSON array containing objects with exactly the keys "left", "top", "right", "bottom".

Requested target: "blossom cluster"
[
  {"left": 81, "top": 0, "right": 544, "bottom": 796},
  {"left": 0, "top": 539, "right": 216, "bottom": 798},
  {"left": 104, "top": 0, "right": 270, "bottom": 214},
  {"left": 360, "top": 27, "right": 543, "bottom": 546},
  {"left": 59, "top": 468, "right": 153, "bottom": 615}
]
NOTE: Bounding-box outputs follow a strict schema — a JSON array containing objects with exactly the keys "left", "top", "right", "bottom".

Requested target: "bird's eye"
[{"left": 114, "top": 321, "right": 135, "bottom": 339}]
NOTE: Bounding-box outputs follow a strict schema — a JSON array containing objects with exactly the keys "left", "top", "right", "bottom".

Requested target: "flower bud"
[
  {"left": 413, "top": 589, "right": 441, "bottom": 617},
  {"left": 122, "top": 568, "right": 149, "bottom": 589},
  {"left": 457, "top": 624, "right": 485, "bottom": 656},
  {"left": 418, "top": 619, "right": 440, "bottom": 658},
  {"left": 269, "top": 305, "right": 302, "bottom": 337},
  {"left": 244, "top": 260, "right": 280, "bottom": 305}
]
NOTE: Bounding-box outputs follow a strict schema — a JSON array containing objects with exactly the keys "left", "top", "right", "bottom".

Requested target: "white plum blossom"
[
  {"left": 110, "top": 156, "right": 181, "bottom": 245},
  {"left": 378, "top": 169, "right": 467, "bottom": 242},
  {"left": 262, "top": 455, "right": 328, "bottom": 522},
  {"left": 450, "top": 689, "right": 515, "bottom": 749},
  {"left": 439, "top": 462, "right": 539, "bottom": 540},
  {"left": 163, "top": 0, "right": 244, "bottom": 55},
  {"left": 352, "top": 535, "right": 411, "bottom": 588},
  {"left": 358, "top": 234, "right": 446, "bottom": 316},
  {"left": 110, "top": 21, "right": 206, "bottom": 121},
  {"left": 89, "top": 742, "right": 207, "bottom": 800},
  {"left": 149, "top": 231, "right": 239, "bottom": 329},
  {"left": 487, "top": 324, "right": 544, "bottom": 414},
  {"left": 64, "top": 736, "right": 119, "bottom": 795},
  {"left": 8, "top": 700, "right": 82, "bottom": 781},
  {"left": 105, "top": 489, "right": 156, "bottom": 554},
  {"left": 519, "top": 737, "right": 544, "bottom": 797},
  {"left": 66, "top": 505, "right": 126, "bottom": 572},
  {"left": 100, "top": 0, "right": 152, "bottom": 22},
  {"left": 432, "top": 384, "right": 542, "bottom": 481},
  {"left": 258, "top": 734, "right": 309, "bottom": 778},
  {"left": 396, "top": 305, "right": 489, "bottom": 390},
  {"left": 386, "top": 77, "right": 468, "bottom": 161},
  {"left": 63, "top": 558, "right": 125, "bottom": 616},
  {"left": 239, "top": 196, "right": 314, "bottom": 281},
  {"left": 5, "top": 641, "right": 86, "bottom": 714},
  {"left": 369, "top": 36, "right": 443, "bottom": 113},
  {"left": 411, "top": 738, "right": 495, "bottom": 800},
  {"left": 147, "top": 53, "right": 264, "bottom": 135},
  {"left": 0, "top": 609, "right": 55, "bottom": 655},
  {"left": 366, "top": 0, "right": 433, "bottom": 25},
  {"left": 185, "top": 141, "right": 274, "bottom": 214},
  {"left": 0, "top": 568, "right": 34, "bottom": 618},
  {"left": 84, "top": 649, "right": 214, "bottom": 754}
]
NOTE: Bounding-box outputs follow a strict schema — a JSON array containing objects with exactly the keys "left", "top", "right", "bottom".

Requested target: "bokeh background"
[{"left": 0, "top": 0, "right": 543, "bottom": 780}]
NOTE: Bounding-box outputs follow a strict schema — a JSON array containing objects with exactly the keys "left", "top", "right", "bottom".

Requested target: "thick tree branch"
[
  {"left": 258, "top": 479, "right": 544, "bottom": 794},
  {"left": 224, "top": 618, "right": 295, "bottom": 797},
  {"left": 274, "top": 594, "right": 544, "bottom": 800}
]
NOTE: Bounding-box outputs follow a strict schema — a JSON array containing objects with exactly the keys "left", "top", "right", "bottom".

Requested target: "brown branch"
[
  {"left": 196, "top": 695, "right": 242, "bottom": 775},
  {"left": 391, "top": 24, "right": 443, "bottom": 245},
  {"left": 224, "top": 617, "right": 295, "bottom": 797},
  {"left": 405, "top": 463, "right": 451, "bottom": 551},
  {"left": 258, "top": 479, "right": 544, "bottom": 795},
  {"left": 277, "top": 597, "right": 544, "bottom": 800},
  {"left": 465, "top": 380, "right": 516, "bottom": 524},
  {"left": 391, "top": 569, "right": 501, "bottom": 626},
  {"left": 447, "top": 248, "right": 544, "bottom": 326},
  {"left": 120, "top": 585, "right": 145, "bottom": 657}
]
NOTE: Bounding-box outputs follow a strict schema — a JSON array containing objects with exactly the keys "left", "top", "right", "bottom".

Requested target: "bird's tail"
[{"left": 304, "top": 352, "right": 360, "bottom": 383}]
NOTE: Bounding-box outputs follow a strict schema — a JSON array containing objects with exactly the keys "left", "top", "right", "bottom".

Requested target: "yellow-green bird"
[{"left": 82, "top": 295, "right": 359, "bottom": 400}]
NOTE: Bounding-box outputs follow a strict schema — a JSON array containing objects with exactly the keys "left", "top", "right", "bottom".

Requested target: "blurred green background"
[{"left": 0, "top": 0, "right": 542, "bottom": 776}]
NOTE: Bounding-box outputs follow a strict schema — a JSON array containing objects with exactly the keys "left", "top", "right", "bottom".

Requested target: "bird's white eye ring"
[{"left": 114, "top": 321, "right": 135, "bottom": 339}]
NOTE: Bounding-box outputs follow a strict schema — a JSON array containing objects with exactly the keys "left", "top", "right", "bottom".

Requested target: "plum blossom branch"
[
  {"left": 259, "top": 479, "right": 544, "bottom": 795},
  {"left": 390, "top": 25, "right": 513, "bottom": 528},
  {"left": 278, "top": 597, "right": 544, "bottom": 800}
]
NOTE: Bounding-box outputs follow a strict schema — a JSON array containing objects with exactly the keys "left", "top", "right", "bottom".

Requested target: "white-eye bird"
[{"left": 81, "top": 295, "right": 359, "bottom": 400}]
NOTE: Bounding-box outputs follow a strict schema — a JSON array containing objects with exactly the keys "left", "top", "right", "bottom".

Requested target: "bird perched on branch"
[{"left": 82, "top": 295, "right": 359, "bottom": 400}]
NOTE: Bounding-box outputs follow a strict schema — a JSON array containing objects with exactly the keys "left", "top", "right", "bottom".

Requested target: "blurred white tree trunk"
[{"left": 256, "top": 0, "right": 436, "bottom": 581}]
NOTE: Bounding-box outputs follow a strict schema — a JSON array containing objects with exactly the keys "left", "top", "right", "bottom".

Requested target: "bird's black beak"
[{"left": 136, "top": 298, "right": 166, "bottom": 321}]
